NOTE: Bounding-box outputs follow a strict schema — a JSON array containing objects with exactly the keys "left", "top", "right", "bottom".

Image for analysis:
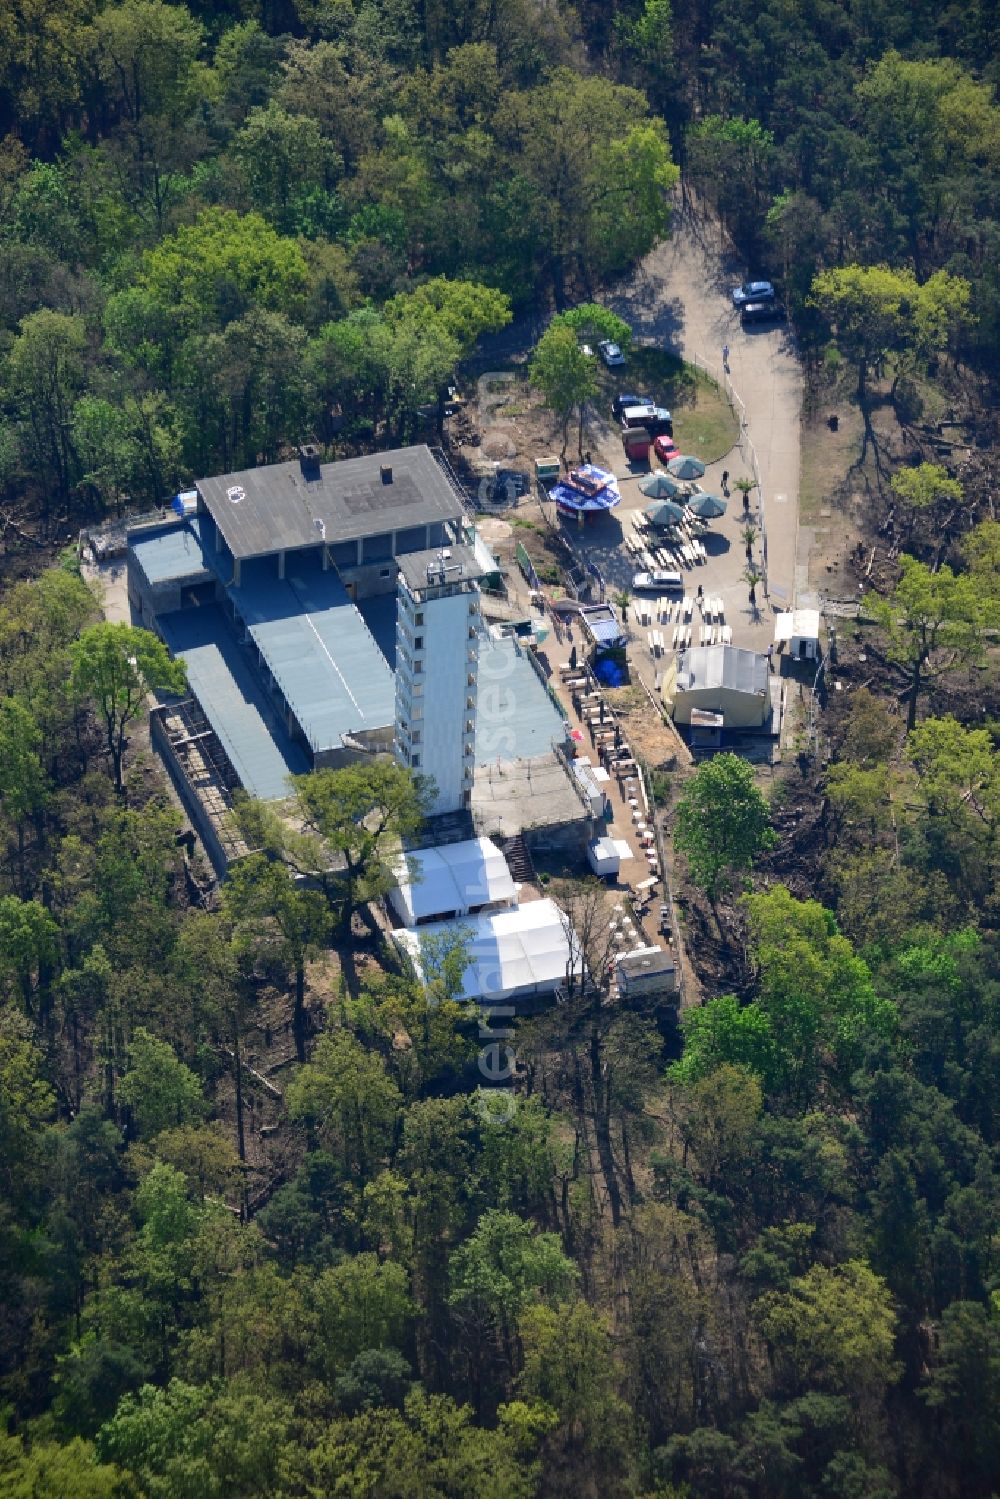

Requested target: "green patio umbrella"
[
  {"left": 667, "top": 455, "right": 707, "bottom": 480},
  {"left": 644, "top": 499, "right": 686, "bottom": 527},
  {"left": 639, "top": 472, "right": 684, "bottom": 500},
  {"left": 687, "top": 492, "right": 728, "bottom": 518}
]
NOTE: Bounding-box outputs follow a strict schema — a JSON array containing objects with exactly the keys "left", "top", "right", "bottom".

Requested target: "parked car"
[
  {"left": 731, "top": 280, "right": 776, "bottom": 308},
  {"left": 580, "top": 342, "right": 595, "bottom": 358},
  {"left": 612, "top": 391, "right": 652, "bottom": 421},
  {"left": 653, "top": 433, "right": 680, "bottom": 463},
  {"left": 620, "top": 403, "right": 673, "bottom": 436},
  {"left": 632, "top": 569, "right": 684, "bottom": 592},
  {"left": 740, "top": 300, "right": 786, "bottom": 326},
  {"left": 598, "top": 339, "right": 626, "bottom": 367}
]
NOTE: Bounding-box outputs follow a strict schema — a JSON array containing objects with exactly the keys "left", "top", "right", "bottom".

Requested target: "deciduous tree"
[
  {"left": 117, "top": 1027, "right": 206, "bottom": 1140},
  {"left": 673, "top": 752, "right": 777, "bottom": 908},
  {"left": 810, "top": 264, "right": 971, "bottom": 400},
  {"left": 867, "top": 555, "right": 997, "bottom": 730},
  {"left": 5, "top": 310, "right": 87, "bottom": 515},
  {"left": 69, "top": 622, "right": 186, "bottom": 794},
  {"left": 287, "top": 1028, "right": 402, "bottom": 1180},
  {"left": 757, "top": 1260, "right": 900, "bottom": 1403},
  {"left": 529, "top": 322, "right": 596, "bottom": 461}
]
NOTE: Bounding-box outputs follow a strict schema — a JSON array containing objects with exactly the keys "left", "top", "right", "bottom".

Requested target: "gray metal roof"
[
  {"left": 229, "top": 556, "right": 396, "bottom": 755},
  {"left": 159, "top": 604, "right": 309, "bottom": 800},
  {"left": 677, "top": 644, "right": 769, "bottom": 697},
  {"left": 397, "top": 545, "right": 483, "bottom": 595},
  {"left": 196, "top": 446, "right": 464, "bottom": 561},
  {"left": 130, "top": 517, "right": 213, "bottom": 586},
  {"left": 475, "top": 636, "right": 567, "bottom": 764},
  {"left": 617, "top": 947, "right": 676, "bottom": 981}
]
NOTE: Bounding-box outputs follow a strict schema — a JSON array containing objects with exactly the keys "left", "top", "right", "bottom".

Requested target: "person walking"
[
  {"left": 696, "top": 582, "right": 704, "bottom": 605},
  {"left": 721, "top": 469, "right": 729, "bottom": 495},
  {"left": 722, "top": 344, "right": 730, "bottom": 371},
  {"left": 749, "top": 584, "right": 757, "bottom": 609}
]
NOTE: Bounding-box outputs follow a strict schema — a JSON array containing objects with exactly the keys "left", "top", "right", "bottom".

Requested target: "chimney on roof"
[
  {"left": 299, "top": 443, "right": 321, "bottom": 479},
  {"left": 380, "top": 464, "right": 393, "bottom": 484}
]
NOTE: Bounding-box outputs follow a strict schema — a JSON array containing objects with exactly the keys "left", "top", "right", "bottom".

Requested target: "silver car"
[{"left": 632, "top": 569, "right": 683, "bottom": 592}]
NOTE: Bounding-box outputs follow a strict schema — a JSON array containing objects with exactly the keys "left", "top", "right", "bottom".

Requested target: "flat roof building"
[
  {"left": 125, "top": 443, "right": 589, "bottom": 871},
  {"left": 195, "top": 446, "right": 465, "bottom": 562}
]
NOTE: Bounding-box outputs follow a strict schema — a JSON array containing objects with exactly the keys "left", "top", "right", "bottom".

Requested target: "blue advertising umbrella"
[
  {"left": 667, "top": 455, "right": 707, "bottom": 480},
  {"left": 644, "top": 499, "right": 686, "bottom": 527},
  {"left": 687, "top": 492, "right": 728, "bottom": 518},
  {"left": 639, "top": 472, "right": 684, "bottom": 500}
]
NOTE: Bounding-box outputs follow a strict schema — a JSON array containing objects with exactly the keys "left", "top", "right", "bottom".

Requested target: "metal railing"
[{"left": 429, "top": 445, "right": 478, "bottom": 520}]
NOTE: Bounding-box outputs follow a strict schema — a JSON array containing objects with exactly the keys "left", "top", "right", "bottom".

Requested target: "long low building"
[{"left": 394, "top": 897, "right": 578, "bottom": 1004}]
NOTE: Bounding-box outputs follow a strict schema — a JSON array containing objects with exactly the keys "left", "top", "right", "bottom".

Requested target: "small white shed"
[
  {"left": 775, "top": 609, "right": 821, "bottom": 661},
  {"left": 587, "top": 836, "right": 620, "bottom": 877}
]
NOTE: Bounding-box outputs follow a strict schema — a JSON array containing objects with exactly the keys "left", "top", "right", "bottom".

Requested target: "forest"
[{"left": 0, "top": 1, "right": 998, "bottom": 1497}]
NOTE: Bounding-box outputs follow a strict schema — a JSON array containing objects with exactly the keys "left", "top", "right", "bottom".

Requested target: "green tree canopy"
[
  {"left": 0, "top": 1432, "right": 125, "bottom": 1499},
  {"left": 5, "top": 309, "right": 88, "bottom": 512},
  {"left": 890, "top": 462, "right": 963, "bottom": 512},
  {"left": 867, "top": 554, "right": 998, "bottom": 729},
  {"left": 673, "top": 752, "right": 778, "bottom": 905},
  {"left": 287, "top": 1028, "right": 402, "bottom": 1179},
  {"left": 117, "top": 1027, "right": 206, "bottom": 1141},
  {"left": 757, "top": 1260, "right": 900, "bottom": 1402},
  {"left": 449, "top": 1209, "right": 578, "bottom": 1322},
  {"left": 528, "top": 321, "right": 597, "bottom": 461},
  {"left": 234, "top": 761, "right": 430, "bottom": 928},
  {"left": 69, "top": 622, "right": 187, "bottom": 793},
  {"left": 110, "top": 207, "right": 310, "bottom": 379},
  {"left": 810, "top": 264, "right": 971, "bottom": 398},
  {"left": 671, "top": 888, "right": 895, "bottom": 1099},
  {"left": 497, "top": 69, "right": 677, "bottom": 302}
]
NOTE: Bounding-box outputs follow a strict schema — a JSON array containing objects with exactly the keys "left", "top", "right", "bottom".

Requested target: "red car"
[{"left": 653, "top": 434, "right": 680, "bottom": 464}]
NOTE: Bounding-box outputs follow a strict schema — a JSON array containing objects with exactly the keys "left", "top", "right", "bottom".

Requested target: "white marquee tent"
[
  {"left": 393, "top": 898, "right": 578, "bottom": 1002},
  {"left": 389, "top": 836, "right": 516, "bottom": 927}
]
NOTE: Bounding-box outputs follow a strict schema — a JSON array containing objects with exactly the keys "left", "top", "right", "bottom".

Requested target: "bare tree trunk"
[{"left": 293, "top": 963, "right": 307, "bottom": 1063}]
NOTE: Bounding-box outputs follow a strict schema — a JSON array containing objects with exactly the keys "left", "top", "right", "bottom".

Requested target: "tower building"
[{"left": 394, "top": 546, "right": 485, "bottom": 815}]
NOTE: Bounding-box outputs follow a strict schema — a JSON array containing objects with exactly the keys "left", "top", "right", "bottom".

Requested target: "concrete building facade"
[{"left": 395, "top": 547, "right": 485, "bottom": 817}]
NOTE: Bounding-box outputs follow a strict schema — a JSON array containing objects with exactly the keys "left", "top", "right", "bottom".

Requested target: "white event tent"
[
  {"left": 388, "top": 836, "right": 516, "bottom": 927},
  {"left": 393, "top": 898, "right": 577, "bottom": 1003}
]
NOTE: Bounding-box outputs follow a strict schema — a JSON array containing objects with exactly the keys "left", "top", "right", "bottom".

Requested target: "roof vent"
[
  {"left": 299, "top": 443, "right": 321, "bottom": 478},
  {"left": 226, "top": 485, "right": 245, "bottom": 505},
  {"left": 380, "top": 464, "right": 393, "bottom": 485}
]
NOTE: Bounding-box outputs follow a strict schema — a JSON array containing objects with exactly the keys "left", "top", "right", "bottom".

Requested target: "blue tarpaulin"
[{"left": 594, "top": 656, "right": 627, "bottom": 686}]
